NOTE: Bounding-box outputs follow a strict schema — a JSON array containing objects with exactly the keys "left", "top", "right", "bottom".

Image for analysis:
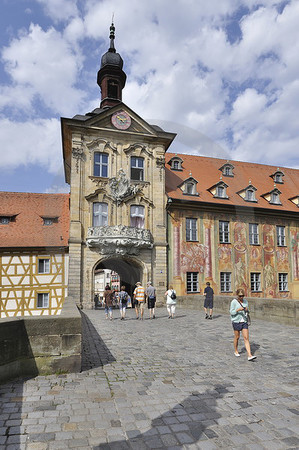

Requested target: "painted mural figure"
[
  {"left": 264, "top": 261, "right": 275, "bottom": 289},
  {"left": 235, "top": 259, "right": 247, "bottom": 290}
]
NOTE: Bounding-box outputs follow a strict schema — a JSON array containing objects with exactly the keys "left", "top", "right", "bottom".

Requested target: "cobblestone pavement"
[{"left": 1, "top": 307, "right": 299, "bottom": 449}]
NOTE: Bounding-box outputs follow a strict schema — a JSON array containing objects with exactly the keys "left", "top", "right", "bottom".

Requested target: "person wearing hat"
[
  {"left": 146, "top": 281, "right": 156, "bottom": 319},
  {"left": 133, "top": 281, "right": 146, "bottom": 320}
]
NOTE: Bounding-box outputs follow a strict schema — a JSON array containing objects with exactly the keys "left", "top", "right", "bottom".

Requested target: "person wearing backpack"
[
  {"left": 165, "top": 285, "right": 177, "bottom": 319},
  {"left": 118, "top": 285, "right": 129, "bottom": 320}
]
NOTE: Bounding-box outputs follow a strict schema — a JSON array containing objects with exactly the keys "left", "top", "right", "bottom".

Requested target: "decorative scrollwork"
[{"left": 72, "top": 147, "right": 85, "bottom": 173}]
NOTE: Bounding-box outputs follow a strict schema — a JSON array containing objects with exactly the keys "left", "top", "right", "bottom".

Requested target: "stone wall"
[
  {"left": 176, "top": 295, "right": 298, "bottom": 326},
  {"left": 0, "top": 296, "right": 81, "bottom": 384}
]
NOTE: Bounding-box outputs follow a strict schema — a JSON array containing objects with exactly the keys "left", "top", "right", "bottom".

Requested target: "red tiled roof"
[
  {"left": 165, "top": 153, "right": 299, "bottom": 213},
  {"left": 0, "top": 192, "right": 69, "bottom": 248}
]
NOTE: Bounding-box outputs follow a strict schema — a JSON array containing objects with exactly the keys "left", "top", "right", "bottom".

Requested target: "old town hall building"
[{"left": 1, "top": 23, "right": 299, "bottom": 317}]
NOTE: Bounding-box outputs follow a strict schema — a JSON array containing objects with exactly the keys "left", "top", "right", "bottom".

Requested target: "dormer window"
[
  {"left": 237, "top": 184, "right": 257, "bottom": 203},
  {"left": 42, "top": 217, "right": 58, "bottom": 226},
  {"left": 289, "top": 196, "right": 299, "bottom": 207},
  {"left": 219, "top": 163, "right": 234, "bottom": 177},
  {"left": 209, "top": 181, "right": 228, "bottom": 199},
  {"left": 271, "top": 190, "right": 281, "bottom": 205},
  {"left": 271, "top": 169, "right": 284, "bottom": 184},
  {"left": 169, "top": 156, "right": 183, "bottom": 171},
  {"left": 214, "top": 182, "right": 228, "bottom": 199},
  {"left": 0, "top": 217, "right": 10, "bottom": 224},
  {"left": 180, "top": 176, "right": 198, "bottom": 196}
]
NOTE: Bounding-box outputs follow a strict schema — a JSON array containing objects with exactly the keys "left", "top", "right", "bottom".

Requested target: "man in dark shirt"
[{"left": 204, "top": 282, "right": 214, "bottom": 320}]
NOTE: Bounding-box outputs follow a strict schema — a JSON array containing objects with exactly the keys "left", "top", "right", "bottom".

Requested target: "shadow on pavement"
[
  {"left": 80, "top": 311, "right": 116, "bottom": 371},
  {"left": 94, "top": 384, "right": 231, "bottom": 449}
]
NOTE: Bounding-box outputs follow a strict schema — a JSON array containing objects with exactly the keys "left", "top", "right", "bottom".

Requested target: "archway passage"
[{"left": 94, "top": 257, "right": 142, "bottom": 300}]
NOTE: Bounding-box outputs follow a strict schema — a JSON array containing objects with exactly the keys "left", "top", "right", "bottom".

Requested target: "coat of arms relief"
[{"left": 109, "top": 168, "right": 143, "bottom": 205}]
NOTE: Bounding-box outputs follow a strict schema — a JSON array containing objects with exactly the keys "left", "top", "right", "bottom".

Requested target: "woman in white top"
[{"left": 165, "top": 285, "right": 177, "bottom": 319}]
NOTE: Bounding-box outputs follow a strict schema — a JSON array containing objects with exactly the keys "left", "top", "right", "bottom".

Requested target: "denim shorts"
[{"left": 232, "top": 322, "right": 248, "bottom": 331}]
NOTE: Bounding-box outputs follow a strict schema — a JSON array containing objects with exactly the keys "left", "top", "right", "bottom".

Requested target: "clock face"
[{"left": 111, "top": 110, "right": 131, "bottom": 130}]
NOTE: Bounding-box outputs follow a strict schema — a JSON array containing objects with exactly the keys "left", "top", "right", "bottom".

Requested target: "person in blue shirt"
[{"left": 230, "top": 288, "right": 257, "bottom": 361}]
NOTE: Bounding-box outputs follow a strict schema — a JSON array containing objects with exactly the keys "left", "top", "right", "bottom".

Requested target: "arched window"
[
  {"left": 186, "top": 182, "right": 195, "bottom": 195},
  {"left": 130, "top": 205, "right": 145, "bottom": 228},
  {"left": 93, "top": 202, "right": 108, "bottom": 227}
]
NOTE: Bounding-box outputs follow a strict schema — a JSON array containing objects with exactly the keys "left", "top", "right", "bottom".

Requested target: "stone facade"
[{"left": 62, "top": 108, "right": 175, "bottom": 308}]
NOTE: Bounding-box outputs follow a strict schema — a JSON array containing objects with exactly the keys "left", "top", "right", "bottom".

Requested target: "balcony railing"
[{"left": 86, "top": 225, "right": 153, "bottom": 255}]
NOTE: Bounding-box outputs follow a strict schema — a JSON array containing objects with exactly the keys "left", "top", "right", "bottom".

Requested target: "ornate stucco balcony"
[{"left": 86, "top": 225, "right": 153, "bottom": 255}]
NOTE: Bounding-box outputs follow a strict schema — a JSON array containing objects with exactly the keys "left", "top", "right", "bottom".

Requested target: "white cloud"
[
  {"left": 1, "top": 23, "right": 86, "bottom": 116},
  {"left": 35, "top": 0, "right": 79, "bottom": 23},
  {"left": 0, "top": 118, "right": 62, "bottom": 173}
]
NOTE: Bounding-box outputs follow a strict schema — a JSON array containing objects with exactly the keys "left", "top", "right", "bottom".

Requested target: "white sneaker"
[
  {"left": 234, "top": 352, "right": 240, "bottom": 357},
  {"left": 248, "top": 355, "right": 257, "bottom": 361}
]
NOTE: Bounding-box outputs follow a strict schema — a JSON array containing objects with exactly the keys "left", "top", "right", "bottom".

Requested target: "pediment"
[{"left": 79, "top": 103, "right": 160, "bottom": 136}]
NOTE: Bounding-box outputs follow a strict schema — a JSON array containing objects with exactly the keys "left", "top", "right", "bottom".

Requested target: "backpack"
[{"left": 170, "top": 290, "right": 176, "bottom": 300}]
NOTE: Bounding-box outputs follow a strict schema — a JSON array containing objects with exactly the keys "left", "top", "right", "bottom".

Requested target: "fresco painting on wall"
[
  {"left": 263, "top": 224, "right": 276, "bottom": 297},
  {"left": 276, "top": 247, "right": 289, "bottom": 272},
  {"left": 218, "top": 246, "right": 232, "bottom": 270},
  {"left": 290, "top": 229, "right": 299, "bottom": 280},
  {"left": 250, "top": 246, "right": 262, "bottom": 271},
  {"left": 181, "top": 242, "right": 206, "bottom": 274}
]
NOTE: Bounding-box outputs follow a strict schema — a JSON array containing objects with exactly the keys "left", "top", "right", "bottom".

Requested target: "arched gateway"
[
  {"left": 61, "top": 24, "right": 175, "bottom": 309},
  {"left": 93, "top": 256, "right": 146, "bottom": 302}
]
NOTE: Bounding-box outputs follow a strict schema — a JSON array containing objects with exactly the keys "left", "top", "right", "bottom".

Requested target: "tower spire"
[{"left": 97, "top": 22, "right": 127, "bottom": 108}]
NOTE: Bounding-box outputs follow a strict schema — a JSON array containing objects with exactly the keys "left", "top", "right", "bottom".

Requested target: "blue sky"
[{"left": 0, "top": 0, "right": 298, "bottom": 193}]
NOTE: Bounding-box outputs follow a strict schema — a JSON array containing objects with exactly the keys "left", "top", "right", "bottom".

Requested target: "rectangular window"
[
  {"left": 93, "top": 202, "right": 108, "bottom": 226},
  {"left": 130, "top": 205, "right": 145, "bottom": 228},
  {"left": 219, "top": 221, "right": 229, "bottom": 243},
  {"left": 278, "top": 273, "right": 288, "bottom": 291},
  {"left": 37, "top": 293, "right": 49, "bottom": 308},
  {"left": 220, "top": 272, "right": 231, "bottom": 292},
  {"left": 249, "top": 223, "right": 259, "bottom": 245},
  {"left": 277, "top": 225, "right": 285, "bottom": 246},
  {"left": 251, "top": 273, "right": 261, "bottom": 292},
  {"left": 38, "top": 259, "right": 50, "bottom": 274},
  {"left": 131, "top": 157, "right": 144, "bottom": 181},
  {"left": 186, "top": 218, "right": 197, "bottom": 241},
  {"left": 94, "top": 152, "right": 108, "bottom": 177},
  {"left": 187, "top": 272, "right": 199, "bottom": 293}
]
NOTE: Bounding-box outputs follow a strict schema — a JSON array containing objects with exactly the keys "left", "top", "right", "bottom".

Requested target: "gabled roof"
[
  {"left": 165, "top": 153, "right": 299, "bottom": 213},
  {"left": 61, "top": 102, "right": 176, "bottom": 184},
  {"left": 0, "top": 192, "right": 69, "bottom": 248}
]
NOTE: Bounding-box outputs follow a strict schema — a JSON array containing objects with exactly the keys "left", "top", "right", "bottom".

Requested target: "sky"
[{"left": 0, "top": 0, "right": 298, "bottom": 194}]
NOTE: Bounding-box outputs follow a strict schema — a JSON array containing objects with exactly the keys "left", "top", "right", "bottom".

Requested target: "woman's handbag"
[{"left": 245, "top": 310, "right": 251, "bottom": 326}]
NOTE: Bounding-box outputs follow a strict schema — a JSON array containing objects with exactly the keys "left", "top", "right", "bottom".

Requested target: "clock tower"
[
  {"left": 61, "top": 23, "right": 176, "bottom": 309},
  {"left": 97, "top": 22, "right": 127, "bottom": 108}
]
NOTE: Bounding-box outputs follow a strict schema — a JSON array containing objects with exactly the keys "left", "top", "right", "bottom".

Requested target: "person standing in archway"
[
  {"left": 103, "top": 284, "right": 114, "bottom": 320},
  {"left": 146, "top": 281, "right": 156, "bottom": 319},
  {"left": 133, "top": 282, "right": 146, "bottom": 320}
]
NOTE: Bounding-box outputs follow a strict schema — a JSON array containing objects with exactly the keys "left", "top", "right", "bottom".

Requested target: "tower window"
[
  {"left": 131, "top": 157, "right": 144, "bottom": 181},
  {"left": 108, "top": 79, "right": 118, "bottom": 99},
  {"left": 93, "top": 202, "right": 108, "bottom": 227},
  {"left": 130, "top": 205, "right": 145, "bottom": 228},
  {"left": 94, "top": 152, "right": 108, "bottom": 177}
]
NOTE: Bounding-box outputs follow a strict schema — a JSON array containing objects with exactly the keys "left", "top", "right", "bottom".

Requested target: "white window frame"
[
  {"left": 251, "top": 273, "right": 261, "bottom": 292},
  {"left": 94, "top": 152, "right": 108, "bottom": 177},
  {"left": 130, "top": 205, "right": 145, "bottom": 229},
  {"left": 38, "top": 258, "right": 50, "bottom": 274},
  {"left": 220, "top": 272, "right": 231, "bottom": 292},
  {"left": 278, "top": 273, "right": 288, "bottom": 291},
  {"left": 187, "top": 272, "right": 199, "bottom": 293},
  {"left": 216, "top": 185, "right": 225, "bottom": 198},
  {"left": 186, "top": 218, "right": 197, "bottom": 241},
  {"left": 37, "top": 293, "right": 49, "bottom": 308},
  {"left": 131, "top": 157, "right": 144, "bottom": 181},
  {"left": 219, "top": 221, "right": 230, "bottom": 243},
  {"left": 271, "top": 191, "right": 281, "bottom": 204},
  {"left": 224, "top": 166, "right": 232, "bottom": 176},
  {"left": 277, "top": 225, "right": 286, "bottom": 246},
  {"left": 93, "top": 202, "right": 108, "bottom": 227},
  {"left": 246, "top": 189, "right": 255, "bottom": 201},
  {"left": 249, "top": 223, "right": 259, "bottom": 245}
]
